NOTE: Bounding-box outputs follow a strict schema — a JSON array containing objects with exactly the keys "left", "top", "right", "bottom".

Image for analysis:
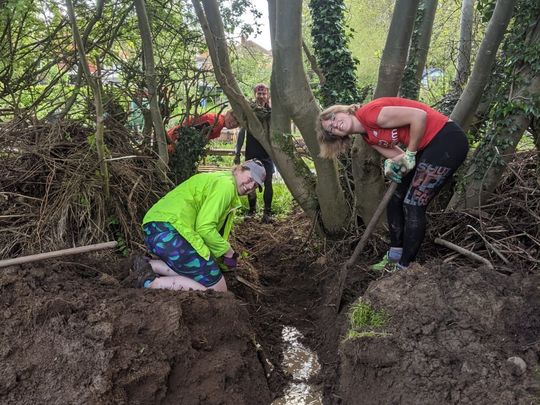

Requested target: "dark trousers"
[
  {"left": 387, "top": 122, "right": 469, "bottom": 266},
  {"left": 248, "top": 158, "right": 274, "bottom": 213}
]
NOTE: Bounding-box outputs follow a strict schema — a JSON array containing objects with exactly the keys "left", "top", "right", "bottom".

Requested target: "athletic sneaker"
[
  {"left": 130, "top": 255, "right": 157, "bottom": 288},
  {"left": 370, "top": 253, "right": 395, "bottom": 271},
  {"left": 374, "top": 260, "right": 408, "bottom": 274}
]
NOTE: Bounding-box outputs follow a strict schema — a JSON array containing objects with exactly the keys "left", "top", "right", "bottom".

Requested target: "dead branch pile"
[
  {"left": 427, "top": 152, "right": 539, "bottom": 272},
  {"left": 0, "top": 119, "right": 167, "bottom": 259}
]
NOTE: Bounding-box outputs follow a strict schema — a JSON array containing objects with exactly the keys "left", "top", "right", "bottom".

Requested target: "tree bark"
[
  {"left": 448, "top": 15, "right": 540, "bottom": 209},
  {"left": 450, "top": 0, "right": 515, "bottom": 131},
  {"left": 271, "top": 0, "right": 350, "bottom": 234},
  {"left": 374, "top": 0, "right": 420, "bottom": 98},
  {"left": 400, "top": 0, "right": 438, "bottom": 100},
  {"left": 454, "top": 0, "right": 475, "bottom": 90},
  {"left": 352, "top": 0, "right": 419, "bottom": 225},
  {"left": 134, "top": 0, "right": 169, "bottom": 175},
  {"left": 65, "top": 0, "right": 110, "bottom": 198}
]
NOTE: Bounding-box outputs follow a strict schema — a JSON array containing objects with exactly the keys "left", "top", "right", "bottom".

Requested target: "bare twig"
[{"left": 466, "top": 224, "right": 510, "bottom": 264}]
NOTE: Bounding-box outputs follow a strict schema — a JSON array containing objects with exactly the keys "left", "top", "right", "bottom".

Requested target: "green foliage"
[
  {"left": 0, "top": 0, "right": 246, "bottom": 126},
  {"left": 309, "top": 0, "right": 362, "bottom": 106},
  {"left": 344, "top": 0, "right": 394, "bottom": 88},
  {"left": 230, "top": 47, "right": 272, "bottom": 97},
  {"left": 168, "top": 126, "right": 208, "bottom": 184},
  {"left": 345, "top": 298, "right": 389, "bottom": 340},
  {"left": 476, "top": 0, "right": 497, "bottom": 23}
]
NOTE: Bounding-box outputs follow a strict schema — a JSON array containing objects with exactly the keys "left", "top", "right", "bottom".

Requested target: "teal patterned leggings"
[{"left": 143, "top": 221, "right": 222, "bottom": 287}]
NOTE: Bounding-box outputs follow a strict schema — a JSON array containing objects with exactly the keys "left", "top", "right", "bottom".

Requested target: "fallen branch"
[
  {"left": 434, "top": 238, "right": 494, "bottom": 269},
  {"left": 0, "top": 241, "right": 118, "bottom": 268}
]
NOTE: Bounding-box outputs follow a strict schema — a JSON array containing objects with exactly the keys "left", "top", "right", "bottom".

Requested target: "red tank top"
[{"left": 355, "top": 97, "right": 448, "bottom": 150}]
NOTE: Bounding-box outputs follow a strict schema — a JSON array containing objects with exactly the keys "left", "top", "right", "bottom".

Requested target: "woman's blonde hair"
[{"left": 316, "top": 104, "right": 360, "bottom": 159}]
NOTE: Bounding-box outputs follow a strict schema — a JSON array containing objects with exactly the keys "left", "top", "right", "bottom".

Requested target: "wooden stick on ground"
[
  {"left": 434, "top": 237, "right": 494, "bottom": 269},
  {"left": 235, "top": 275, "right": 268, "bottom": 296},
  {"left": 0, "top": 241, "right": 118, "bottom": 268}
]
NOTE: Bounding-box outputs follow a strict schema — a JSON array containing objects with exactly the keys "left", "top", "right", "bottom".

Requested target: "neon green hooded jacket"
[{"left": 143, "top": 171, "right": 241, "bottom": 260}]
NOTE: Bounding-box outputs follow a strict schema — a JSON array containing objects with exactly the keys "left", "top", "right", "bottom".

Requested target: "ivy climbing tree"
[
  {"left": 399, "top": 0, "right": 438, "bottom": 100},
  {"left": 448, "top": 0, "right": 540, "bottom": 209},
  {"left": 309, "top": 0, "right": 361, "bottom": 106}
]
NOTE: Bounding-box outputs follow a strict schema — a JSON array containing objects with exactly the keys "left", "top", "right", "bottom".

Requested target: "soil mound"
[
  {"left": 0, "top": 258, "right": 270, "bottom": 405},
  {"left": 338, "top": 264, "right": 540, "bottom": 404}
]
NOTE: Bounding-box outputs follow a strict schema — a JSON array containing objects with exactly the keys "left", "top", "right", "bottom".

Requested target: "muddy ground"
[{"left": 1, "top": 212, "right": 539, "bottom": 404}]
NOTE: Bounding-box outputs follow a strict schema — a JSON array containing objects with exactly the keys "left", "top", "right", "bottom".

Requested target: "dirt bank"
[
  {"left": 1, "top": 214, "right": 539, "bottom": 404},
  {"left": 338, "top": 264, "right": 540, "bottom": 404},
  {"left": 0, "top": 257, "right": 271, "bottom": 405}
]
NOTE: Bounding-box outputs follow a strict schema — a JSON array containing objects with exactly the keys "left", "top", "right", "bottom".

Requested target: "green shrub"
[{"left": 168, "top": 126, "right": 208, "bottom": 184}]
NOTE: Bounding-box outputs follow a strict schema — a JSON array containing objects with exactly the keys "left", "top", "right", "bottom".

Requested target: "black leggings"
[{"left": 387, "top": 122, "right": 469, "bottom": 266}]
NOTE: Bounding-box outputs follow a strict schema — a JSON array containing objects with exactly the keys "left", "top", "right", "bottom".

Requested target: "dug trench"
[{"left": 1, "top": 210, "right": 540, "bottom": 404}]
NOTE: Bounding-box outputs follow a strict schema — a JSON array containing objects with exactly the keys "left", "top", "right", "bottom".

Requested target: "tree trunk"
[
  {"left": 272, "top": 0, "right": 350, "bottom": 234},
  {"left": 454, "top": 0, "right": 475, "bottom": 90},
  {"left": 448, "top": 6, "right": 540, "bottom": 209},
  {"left": 450, "top": 0, "right": 515, "bottom": 131},
  {"left": 352, "top": 0, "right": 419, "bottom": 224},
  {"left": 309, "top": 0, "right": 360, "bottom": 106},
  {"left": 453, "top": 72, "right": 539, "bottom": 208},
  {"left": 374, "top": 0, "right": 420, "bottom": 98},
  {"left": 134, "top": 0, "right": 169, "bottom": 176},
  {"left": 400, "top": 0, "right": 438, "bottom": 100},
  {"left": 65, "top": 0, "right": 109, "bottom": 199}
]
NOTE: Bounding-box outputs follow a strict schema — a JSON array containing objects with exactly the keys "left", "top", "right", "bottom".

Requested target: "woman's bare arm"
[{"left": 376, "top": 106, "right": 427, "bottom": 152}]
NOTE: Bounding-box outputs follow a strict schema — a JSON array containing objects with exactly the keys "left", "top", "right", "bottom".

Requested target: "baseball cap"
[{"left": 243, "top": 159, "right": 266, "bottom": 191}]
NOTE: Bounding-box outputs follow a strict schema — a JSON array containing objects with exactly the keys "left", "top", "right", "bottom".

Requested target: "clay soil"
[{"left": 2, "top": 210, "right": 539, "bottom": 404}]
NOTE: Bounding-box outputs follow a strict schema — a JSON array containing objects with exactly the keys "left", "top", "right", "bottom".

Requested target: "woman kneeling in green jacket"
[{"left": 134, "top": 159, "right": 266, "bottom": 292}]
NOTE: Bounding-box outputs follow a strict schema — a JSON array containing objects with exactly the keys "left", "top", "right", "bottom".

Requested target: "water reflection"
[{"left": 272, "top": 326, "right": 322, "bottom": 405}]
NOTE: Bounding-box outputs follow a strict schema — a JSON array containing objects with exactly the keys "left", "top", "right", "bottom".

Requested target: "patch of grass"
[{"left": 345, "top": 298, "right": 389, "bottom": 341}]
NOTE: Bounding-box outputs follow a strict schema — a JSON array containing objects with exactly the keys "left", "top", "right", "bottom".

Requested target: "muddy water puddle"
[{"left": 272, "top": 326, "right": 322, "bottom": 405}]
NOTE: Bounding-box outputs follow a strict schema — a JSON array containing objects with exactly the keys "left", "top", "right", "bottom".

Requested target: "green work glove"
[
  {"left": 384, "top": 159, "right": 403, "bottom": 183},
  {"left": 399, "top": 150, "right": 417, "bottom": 174}
]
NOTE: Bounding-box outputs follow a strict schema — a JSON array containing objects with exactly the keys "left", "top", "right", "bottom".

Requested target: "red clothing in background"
[{"left": 167, "top": 113, "right": 225, "bottom": 153}]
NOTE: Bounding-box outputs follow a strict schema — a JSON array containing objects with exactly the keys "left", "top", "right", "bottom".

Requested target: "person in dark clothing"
[{"left": 234, "top": 83, "right": 274, "bottom": 222}]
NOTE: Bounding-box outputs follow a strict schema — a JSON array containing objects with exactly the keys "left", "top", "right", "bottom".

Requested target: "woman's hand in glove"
[
  {"left": 222, "top": 252, "right": 239, "bottom": 269},
  {"left": 384, "top": 159, "right": 404, "bottom": 183},
  {"left": 396, "top": 150, "right": 417, "bottom": 174}
]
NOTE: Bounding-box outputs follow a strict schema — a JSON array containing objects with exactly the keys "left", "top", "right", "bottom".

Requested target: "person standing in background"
[{"left": 234, "top": 83, "right": 275, "bottom": 223}]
